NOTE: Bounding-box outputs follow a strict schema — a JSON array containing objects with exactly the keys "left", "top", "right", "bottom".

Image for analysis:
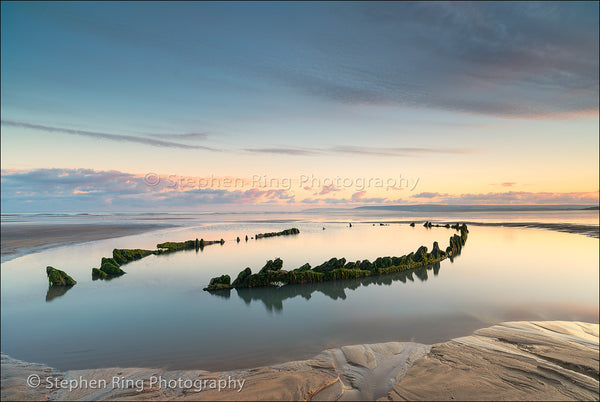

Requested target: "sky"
[{"left": 1, "top": 1, "right": 598, "bottom": 212}]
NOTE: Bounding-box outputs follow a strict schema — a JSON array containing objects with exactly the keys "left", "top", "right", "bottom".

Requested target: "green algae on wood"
[
  {"left": 92, "top": 256, "right": 127, "bottom": 279},
  {"left": 92, "top": 267, "right": 108, "bottom": 280},
  {"left": 92, "top": 238, "right": 224, "bottom": 281},
  {"left": 254, "top": 228, "right": 300, "bottom": 239},
  {"left": 99, "top": 257, "right": 126, "bottom": 276},
  {"left": 205, "top": 224, "right": 469, "bottom": 291},
  {"left": 112, "top": 248, "right": 155, "bottom": 265},
  {"left": 156, "top": 238, "right": 222, "bottom": 253},
  {"left": 95, "top": 247, "right": 155, "bottom": 279},
  {"left": 87, "top": 228, "right": 297, "bottom": 283},
  {"left": 203, "top": 274, "right": 231, "bottom": 291},
  {"left": 46, "top": 266, "right": 76, "bottom": 286}
]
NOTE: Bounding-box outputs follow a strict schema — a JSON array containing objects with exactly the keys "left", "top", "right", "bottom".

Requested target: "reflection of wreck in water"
[
  {"left": 45, "top": 285, "right": 74, "bottom": 302},
  {"left": 209, "top": 288, "right": 232, "bottom": 299},
  {"left": 234, "top": 260, "right": 446, "bottom": 313}
]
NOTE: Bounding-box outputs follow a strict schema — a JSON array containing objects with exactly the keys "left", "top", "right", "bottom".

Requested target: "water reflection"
[
  {"left": 45, "top": 285, "right": 74, "bottom": 302},
  {"left": 233, "top": 262, "right": 441, "bottom": 313},
  {"left": 3, "top": 221, "right": 595, "bottom": 372},
  {"left": 210, "top": 288, "right": 231, "bottom": 299}
]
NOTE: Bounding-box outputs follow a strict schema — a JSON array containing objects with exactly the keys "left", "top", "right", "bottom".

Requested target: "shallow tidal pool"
[{"left": 1, "top": 221, "right": 598, "bottom": 371}]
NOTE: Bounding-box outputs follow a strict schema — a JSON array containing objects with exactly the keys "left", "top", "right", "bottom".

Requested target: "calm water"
[
  {"left": 2, "top": 209, "right": 599, "bottom": 225},
  {"left": 1, "top": 215, "right": 598, "bottom": 371}
]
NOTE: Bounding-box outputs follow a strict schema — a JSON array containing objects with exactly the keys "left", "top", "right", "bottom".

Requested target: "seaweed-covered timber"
[
  {"left": 156, "top": 238, "right": 223, "bottom": 252},
  {"left": 204, "top": 224, "right": 469, "bottom": 291},
  {"left": 46, "top": 266, "right": 77, "bottom": 286},
  {"left": 90, "top": 229, "right": 290, "bottom": 281},
  {"left": 422, "top": 221, "right": 452, "bottom": 228},
  {"left": 113, "top": 248, "right": 154, "bottom": 265},
  {"left": 92, "top": 268, "right": 108, "bottom": 280},
  {"left": 93, "top": 248, "right": 158, "bottom": 279},
  {"left": 204, "top": 275, "right": 231, "bottom": 290},
  {"left": 254, "top": 228, "right": 300, "bottom": 239},
  {"left": 98, "top": 257, "right": 126, "bottom": 276}
]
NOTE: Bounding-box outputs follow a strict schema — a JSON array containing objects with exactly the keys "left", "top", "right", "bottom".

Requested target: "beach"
[
  {"left": 2, "top": 216, "right": 598, "bottom": 262},
  {"left": 3, "top": 1, "right": 598, "bottom": 400},
  {"left": 2, "top": 321, "right": 598, "bottom": 401},
  {"left": 1, "top": 223, "right": 169, "bottom": 262},
  {"left": 1, "top": 216, "right": 598, "bottom": 400}
]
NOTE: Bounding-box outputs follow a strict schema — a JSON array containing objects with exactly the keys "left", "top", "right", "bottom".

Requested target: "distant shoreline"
[
  {"left": 304, "top": 204, "right": 600, "bottom": 213},
  {"left": 361, "top": 220, "right": 600, "bottom": 239}
]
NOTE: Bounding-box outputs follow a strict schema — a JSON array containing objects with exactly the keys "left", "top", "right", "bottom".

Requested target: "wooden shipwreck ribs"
[
  {"left": 89, "top": 228, "right": 300, "bottom": 280},
  {"left": 204, "top": 223, "right": 469, "bottom": 291}
]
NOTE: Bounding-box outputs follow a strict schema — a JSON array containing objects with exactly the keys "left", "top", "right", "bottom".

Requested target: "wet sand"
[
  {"left": 2, "top": 321, "right": 597, "bottom": 401},
  {"left": 1, "top": 223, "right": 170, "bottom": 262},
  {"left": 453, "top": 221, "right": 599, "bottom": 238},
  {"left": 364, "top": 220, "right": 600, "bottom": 238}
]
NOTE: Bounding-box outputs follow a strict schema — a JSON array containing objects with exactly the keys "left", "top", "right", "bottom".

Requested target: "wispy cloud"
[
  {"left": 243, "top": 147, "right": 320, "bottom": 156},
  {"left": 2, "top": 119, "right": 474, "bottom": 157},
  {"left": 149, "top": 132, "right": 209, "bottom": 141},
  {"left": 243, "top": 145, "right": 471, "bottom": 157},
  {"left": 265, "top": 2, "right": 598, "bottom": 119},
  {"left": 330, "top": 146, "right": 471, "bottom": 157},
  {"left": 1, "top": 120, "right": 219, "bottom": 150},
  {"left": 412, "top": 192, "right": 449, "bottom": 199}
]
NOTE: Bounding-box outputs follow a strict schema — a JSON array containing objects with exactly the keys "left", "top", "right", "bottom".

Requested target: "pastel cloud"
[
  {"left": 351, "top": 190, "right": 367, "bottom": 201},
  {"left": 491, "top": 182, "right": 518, "bottom": 187},
  {"left": 412, "top": 192, "right": 449, "bottom": 199},
  {"left": 0, "top": 168, "right": 294, "bottom": 211},
  {"left": 319, "top": 184, "right": 341, "bottom": 195},
  {"left": 1, "top": 169, "right": 598, "bottom": 212}
]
